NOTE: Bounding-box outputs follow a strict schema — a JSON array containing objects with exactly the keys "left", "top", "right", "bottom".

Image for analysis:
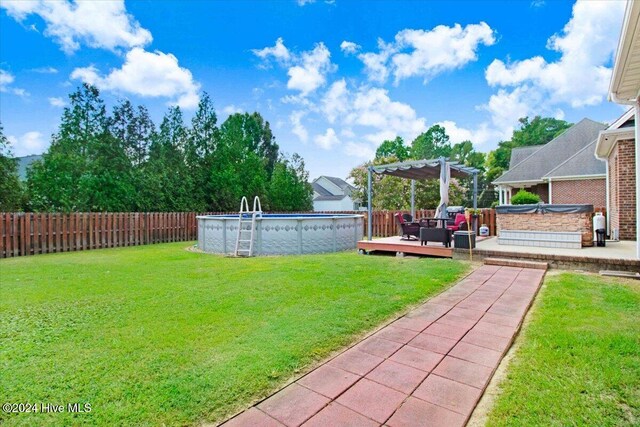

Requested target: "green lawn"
[
  {"left": 0, "top": 243, "right": 467, "bottom": 426},
  {"left": 486, "top": 272, "right": 640, "bottom": 427}
]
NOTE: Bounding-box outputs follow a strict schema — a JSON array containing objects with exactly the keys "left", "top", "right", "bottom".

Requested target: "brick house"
[
  {"left": 594, "top": 0, "right": 639, "bottom": 258},
  {"left": 493, "top": 119, "right": 607, "bottom": 208},
  {"left": 595, "top": 109, "right": 635, "bottom": 241}
]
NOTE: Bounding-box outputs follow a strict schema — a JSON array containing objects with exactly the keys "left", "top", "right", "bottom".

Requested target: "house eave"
[
  {"left": 609, "top": 0, "right": 640, "bottom": 104},
  {"left": 492, "top": 179, "right": 543, "bottom": 187},
  {"left": 544, "top": 174, "right": 606, "bottom": 182},
  {"left": 595, "top": 128, "right": 635, "bottom": 159}
]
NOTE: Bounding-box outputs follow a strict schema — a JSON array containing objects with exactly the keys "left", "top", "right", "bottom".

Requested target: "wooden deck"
[{"left": 357, "top": 236, "right": 454, "bottom": 258}]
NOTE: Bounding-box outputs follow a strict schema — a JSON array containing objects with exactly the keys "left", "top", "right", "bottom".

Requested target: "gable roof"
[
  {"left": 312, "top": 182, "right": 332, "bottom": 196},
  {"left": 322, "top": 176, "right": 355, "bottom": 192},
  {"left": 312, "top": 176, "right": 355, "bottom": 202},
  {"left": 509, "top": 146, "right": 541, "bottom": 169},
  {"left": 544, "top": 139, "right": 605, "bottom": 178},
  {"left": 494, "top": 118, "right": 606, "bottom": 184}
]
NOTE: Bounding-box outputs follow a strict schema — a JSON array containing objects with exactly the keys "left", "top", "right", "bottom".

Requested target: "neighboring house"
[
  {"left": 312, "top": 176, "right": 359, "bottom": 212},
  {"left": 15, "top": 155, "right": 42, "bottom": 180},
  {"left": 493, "top": 118, "right": 607, "bottom": 208},
  {"left": 594, "top": 0, "right": 639, "bottom": 254}
]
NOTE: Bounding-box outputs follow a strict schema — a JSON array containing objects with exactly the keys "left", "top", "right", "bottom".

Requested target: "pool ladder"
[{"left": 234, "top": 196, "right": 262, "bottom": 257}]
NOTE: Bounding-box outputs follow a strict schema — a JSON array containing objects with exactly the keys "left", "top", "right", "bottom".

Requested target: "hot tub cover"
[{"left": 495, "top": 203, "right": 594, "bottom": 214}]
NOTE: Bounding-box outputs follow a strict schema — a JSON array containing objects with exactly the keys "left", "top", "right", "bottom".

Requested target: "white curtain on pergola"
[{"left": 433, "top": 160, "right": 450, "bottom": 222}]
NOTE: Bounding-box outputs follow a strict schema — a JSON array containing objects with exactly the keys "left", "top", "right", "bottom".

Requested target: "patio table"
[{"left": 418, "top": 217, "right": 450, "bottom": 228}]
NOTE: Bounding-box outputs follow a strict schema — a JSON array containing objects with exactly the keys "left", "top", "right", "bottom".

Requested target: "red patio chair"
[{"left": 446, "top": 213, "right": 468, "bottom": 232}]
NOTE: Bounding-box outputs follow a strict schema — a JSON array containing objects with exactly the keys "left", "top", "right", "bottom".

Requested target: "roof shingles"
[{"left": 493, "top": 119, "right": 606, "bottom": 184}]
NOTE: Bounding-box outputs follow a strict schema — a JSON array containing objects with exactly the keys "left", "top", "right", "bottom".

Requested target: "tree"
[
  {"left": 209, "top": 112, "right": 276, "bottom": 211},
  {"left": 186, "top": 93, "right": 218, "bottom": 211},
  {"left": 268, "top": 153, "right": 313, "bottom": 211},
  {"left": 140, "top": 107, "right": 193, "bottom": 211},
  {"left": 375, "top": 137, "right": 409, "bottom": 161},
  {"left": 28, "top": 84, "right": 108, "bottom": 211},
  {"left": 79, "top": 130, "right": 135, "bottom": 211},
  {"left": 410, "top": 125, "right": 452, "bottom": 160},
  {"left": 0, "top": 123, "right": 23, "bottom": 211}
]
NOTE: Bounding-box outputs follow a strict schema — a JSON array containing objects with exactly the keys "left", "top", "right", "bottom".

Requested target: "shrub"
[{"left": 511, "top": 189, "right": 541, "bottom": 205}]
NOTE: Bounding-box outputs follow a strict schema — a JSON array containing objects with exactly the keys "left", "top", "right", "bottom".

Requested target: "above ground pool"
[{"left": 197, "top": 213, "right": 364, "bottom": 255}]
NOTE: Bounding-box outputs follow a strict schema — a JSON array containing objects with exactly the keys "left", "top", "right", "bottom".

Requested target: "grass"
[
  {"left": 486, "top": 272, "right": 640, "bottom": 426},
  {"left": 0, "top": 243, "right": 467, "bottom": 426}
]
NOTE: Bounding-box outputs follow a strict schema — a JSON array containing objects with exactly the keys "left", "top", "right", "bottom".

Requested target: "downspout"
[
  {"left": 605, "top": 160, "right": 610, "bottom": 236},
  {"left": 548, "top": 179, "right": 552, "bottom": 204},
  {"left": 367, "top": 166, "right": 373, "bottom": 241},
  {"left": 608, "top": 91, "right": 639, "bottom": 258}
]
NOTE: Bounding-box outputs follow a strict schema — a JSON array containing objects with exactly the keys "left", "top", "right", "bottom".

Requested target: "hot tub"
[{"left": 197, "top": 213, "right": 364, "bottom": 255}]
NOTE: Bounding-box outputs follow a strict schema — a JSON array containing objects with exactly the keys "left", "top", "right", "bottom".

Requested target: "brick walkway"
[{"left": 222, "top": 265, "right": 545, "bottom": 427}]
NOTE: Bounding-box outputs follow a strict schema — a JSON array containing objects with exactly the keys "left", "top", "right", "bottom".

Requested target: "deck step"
[{"left": 484, "top": 257, "right": 548, "bottom": 270}]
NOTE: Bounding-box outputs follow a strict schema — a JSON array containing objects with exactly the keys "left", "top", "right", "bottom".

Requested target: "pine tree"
[
  {"left": 0, "top": 123, "right": 24, "bottom": 211},
  {"left": 28, "top": 84, "right": 107, "bottom": 211}
]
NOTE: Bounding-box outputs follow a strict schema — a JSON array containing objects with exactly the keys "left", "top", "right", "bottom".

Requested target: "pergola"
[{"left": 366, "top": 157, "right": 479, "bottom": 240}]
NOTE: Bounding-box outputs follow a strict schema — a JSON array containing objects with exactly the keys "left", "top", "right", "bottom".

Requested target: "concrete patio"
[
  {"left": 221, "top": 265, "right": 545, "bottom": 427},
  {"left": 460, "top": 237, "right": 640, "bottom": 272}
]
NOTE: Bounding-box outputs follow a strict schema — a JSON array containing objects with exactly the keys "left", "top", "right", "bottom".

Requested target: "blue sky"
[{"left": 0, "top": 0, "right": 628, "bottom": 180}]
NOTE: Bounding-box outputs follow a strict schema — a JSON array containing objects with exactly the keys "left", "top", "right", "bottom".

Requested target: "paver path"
[{"left": 222, "top": 265, "right": 545, "bottom": 427}]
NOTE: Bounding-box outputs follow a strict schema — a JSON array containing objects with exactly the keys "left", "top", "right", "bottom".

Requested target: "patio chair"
[
  {"left": 446, "top": 213, "right": 468, "bottom": 232},
  {"left": 394, "top": 212, "right": 420, "bottom": 240}
]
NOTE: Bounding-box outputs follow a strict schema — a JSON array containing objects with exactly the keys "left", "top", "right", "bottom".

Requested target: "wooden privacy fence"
[
  {"left": 365, "top": 209, "right": 497, "bottom": 238},
  {"left": 0, "top": 209, "right": 499, "bottom": 258},
  {"left": 0, "top": 212, "right": 208, "bottom": 258}
]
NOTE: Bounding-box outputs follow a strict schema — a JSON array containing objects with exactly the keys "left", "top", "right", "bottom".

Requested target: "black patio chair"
[{"left": 395, "top": 212, "right": 420, "bottom": 240}]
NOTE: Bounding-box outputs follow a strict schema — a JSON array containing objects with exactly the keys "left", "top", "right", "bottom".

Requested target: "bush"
[{"left": 511, "top": 189, "right": 541, "bottom": 205}]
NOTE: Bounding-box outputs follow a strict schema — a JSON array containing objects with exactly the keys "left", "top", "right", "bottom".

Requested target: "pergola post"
[
  {"left": 410, "top": 179, "right": 415, "bottom": 218},
  {"left": 472, "top": 172, "right": 478, "bottom": 209},
  {"left": 367, "top": 166, "right": 373, "bottom": 241}
]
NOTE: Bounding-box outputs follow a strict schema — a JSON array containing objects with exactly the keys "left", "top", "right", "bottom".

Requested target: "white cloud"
[
  {"left": 485, "top": 0, "right": 624, "bottom": 108},
  {"left": 290, "top": 110, "right": 309, "bottom": 143},
  {"left": 345, "top": 86, "right": 427, "bottom": 141},
  {"left": 321, "top": 79, "right": 349, "bottom": 123},
  {"left": 0, "top": 0, "right": 152, "bottom": 54},
  {"left": 48, "top": 97, "right": 66, "bottom": 107},
  {"left": 436, "top": 120, "right": 500, "bottom": 146},
  {"left": 7, "top": 131, "right": 47, "bottom": 156},
  {"left": 31, "top": 66, "right": 58, "bottom": 74},
  {"left": 340, "top": 41, "right": 361, "bottom": 55},
  {"left": 314, "top": 128, "right": 340, "bottom": 150},
  {"left": 287, "top": 42, "right": 335, "bottom": 95},
  {"left": 222, "top": 105, "right": 243, "bottom": 115},
  {"left": 344, "top": 141, "right": 376, "bottom": 160},
  {"left": 71, "top": 48, "right": 200, "bottom": 109},
  {"left": 357, "top": 22, "right": 495, "bottom": 84},
  {"left": 297, "top": 0, "right": 316, "bottom": 5},
  {"left": 358, "top": 39, "right": 395, "bottom": 83},
  {"left": 0, "top": 69, "right": 29, "bottom": 97},
  {"left": 252, "top": 37, "right": 291, "bottom": 67},
  {"left": 254, "top": 39, "right": 336, "bottom": 96}
]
